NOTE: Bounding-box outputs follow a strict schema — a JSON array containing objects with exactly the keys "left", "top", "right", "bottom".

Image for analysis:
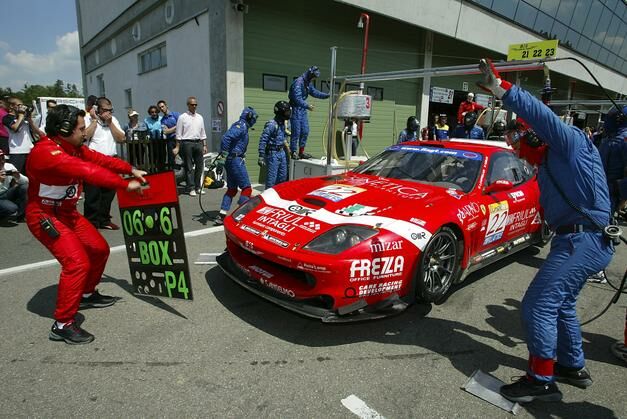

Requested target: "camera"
[{"left": 18, "top": 104, "right": 34, "bottom": 117}]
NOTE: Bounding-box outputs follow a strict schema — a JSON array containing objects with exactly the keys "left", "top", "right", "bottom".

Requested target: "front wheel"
[{"left": 416, "top": 226, "right": 462, "bottom": 303}]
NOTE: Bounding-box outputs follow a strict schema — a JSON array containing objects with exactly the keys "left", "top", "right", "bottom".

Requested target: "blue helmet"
[
  {"left": 240, "top": 106, "right": 258, "bottom": 127},
  {"left": 306, "top": 65, "right": 321, "bottom": 81},
  {"left": 604, "top": 105, "right": 627, "bottom": 135}
]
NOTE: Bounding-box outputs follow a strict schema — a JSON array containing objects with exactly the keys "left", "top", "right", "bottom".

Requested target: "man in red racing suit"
[{"left": 26, "top": 104, "right": 146, "bottom": 345}]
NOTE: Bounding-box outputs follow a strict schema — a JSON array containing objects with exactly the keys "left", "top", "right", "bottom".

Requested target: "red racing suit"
[
  {"left": 25, "top": 137, "right": 133, "bottom": 323},
  {"left": 457, "top": 101, "right": 485, "bottom": 124}
]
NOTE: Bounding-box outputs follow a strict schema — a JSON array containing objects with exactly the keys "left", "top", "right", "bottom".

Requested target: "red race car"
[{"left": 217, "top": 140, "right": 550, "bottom": 322}]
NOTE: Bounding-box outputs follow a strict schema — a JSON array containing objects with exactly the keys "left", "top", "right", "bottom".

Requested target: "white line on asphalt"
[
  {"left": 0, "top": 225, "right": 224, "bottom": 278},
  {"left": 341, "top": 395, "right": 386, "bottom": 419}
]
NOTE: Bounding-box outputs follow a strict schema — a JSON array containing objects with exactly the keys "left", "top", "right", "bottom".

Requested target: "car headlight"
[
  {"left": 303, "top": 225, "right": 377, "bottom": 254},
  {"left": 231, "top": 195, "right": 262, "bottom": 222}
]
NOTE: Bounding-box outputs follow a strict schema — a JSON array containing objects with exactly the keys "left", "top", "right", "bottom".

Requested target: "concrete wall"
[
  {"left": 76, "top": 0, "right": 136, "bottom": 43},
  {"left": 84, "top": 14, "right": 211, "bottom": 123}
]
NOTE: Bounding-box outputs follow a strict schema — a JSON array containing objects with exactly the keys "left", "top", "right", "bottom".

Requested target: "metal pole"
[{"left": 326, "top": 46, "right": 337, "bottom": 167}]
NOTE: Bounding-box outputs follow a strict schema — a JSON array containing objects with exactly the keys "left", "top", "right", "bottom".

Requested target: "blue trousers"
[
  {"left": 522, "top": 232, "right": 613, "bottom": 381},
  {"left": 265, "top": 150, "right": 287, "bottom": 189},
  {"left": 220, "top": 157, "right": 251, "bottom": 212},
  {"left": 290, "top": 108, "right": 309, "bottom": 153}
]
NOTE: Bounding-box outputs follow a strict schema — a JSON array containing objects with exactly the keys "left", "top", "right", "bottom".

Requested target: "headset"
[{"left": 52, "top": 104, "right": 82, "bottom": 137}]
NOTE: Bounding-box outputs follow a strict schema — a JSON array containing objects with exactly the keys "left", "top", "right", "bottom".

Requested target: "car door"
[{"left": 477, "top": 151, "right": 535, "bottom": 251}]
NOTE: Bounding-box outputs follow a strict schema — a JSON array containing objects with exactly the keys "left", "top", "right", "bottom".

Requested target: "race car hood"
[{"left": 244, "top": 173, "right": 463, "bottom": 252}]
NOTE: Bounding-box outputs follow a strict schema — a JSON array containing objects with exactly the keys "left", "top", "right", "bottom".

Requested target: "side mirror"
[{"left": 484, "top": 179, "right": 513, "bottom": 194}]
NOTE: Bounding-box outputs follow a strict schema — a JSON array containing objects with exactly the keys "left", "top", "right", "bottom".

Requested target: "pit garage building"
[{"left": 76, "top": 0, "right": 627, "bottom": 182}]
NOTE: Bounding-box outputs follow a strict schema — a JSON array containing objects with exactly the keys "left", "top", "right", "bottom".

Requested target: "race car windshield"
[{"left": 352, "top": 145, "right": 483, "bottom": 193}]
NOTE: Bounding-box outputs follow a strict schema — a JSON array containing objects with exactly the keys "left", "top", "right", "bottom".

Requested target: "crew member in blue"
[
  {"left": 452, "top": 111, "right": 485, "bottom": 139},
  {"left": 478, "top": 58, "right": 614, "bottom": 403},
  {"left": 288, "top": 65, "right": 329, "bottom": 159},
  {"left": 213, "top": 107, "right": 258, "bottom": 226},
  {"left": 259, "top": 101, "right": 291, "bottom": 189},
  {"left": 397, "top": 116, "right": 420, "bottom": 143},
  {"left": 434, "top": 114, "right": 449, "bottom": 140},
  {"left": 597, "top": 105, "right": 627, "bottom": 216}
]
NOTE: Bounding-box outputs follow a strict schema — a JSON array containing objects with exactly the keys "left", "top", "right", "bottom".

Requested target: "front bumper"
[{"left": 216, "top": 252, "right": 408, "bottom": 323}]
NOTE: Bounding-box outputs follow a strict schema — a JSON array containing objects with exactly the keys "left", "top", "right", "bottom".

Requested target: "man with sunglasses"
[
  {"left": 83, "top": 96, "right": 126, "bottom": 230},
  {"left": 478, "top": 59, "right": 614, "bottom": 403},
  {"left": 173, "top": 97, "right": 207, "bottom": 196}
]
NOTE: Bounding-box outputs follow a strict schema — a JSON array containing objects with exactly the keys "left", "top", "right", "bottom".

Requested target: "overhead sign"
[
  {"left": 475, "top": 93, "right": 493, "bottom": 108},
  {"left": 117, "top": 171, "right": 193, "bottom": 300},
  {"left": 507, "top": 39, "right": 558, "bottom": 61},
  {"left": 430, "top": 87, "right": 454, "bottom": 104}
]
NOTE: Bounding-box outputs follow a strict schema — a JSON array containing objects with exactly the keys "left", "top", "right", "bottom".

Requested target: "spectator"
[
  {"left": 144, "top": 105, "right": 166, "bottom": 171},
  {"left": 434, "top": 114, "right": 449, "bottom": 140},
  {"left": 26, "top": 104, "right": 145, "bottom": 344},
  {"left": 0, "top": 98, "right": 10, "bottom": 154},
  {"left": 213, "top": 107, "right": 258, "bottom": 225},
  {"left": 173, "top": 97, "right": 207, "bottom": 196},
  {"left": 123, "top": 110, "right": 146, "bottom": 142},
  {"left": 157, "top": 99, "right": 180, "bottom": 169},
  {"left": 478, "top": 58, "right": 613, "bottom": 403},
  {"left": 2, "top": 97, "right": 44, "bottom": 175},
  {"left": 288, "top": 65, "right": 329, "bottom": 159},
  {"left": 122, "top": 109, "right": 146, "bottom": 167},
  {"left": 421, "top": 114, "right": 438, "bottom": 141},
  {"left": 259, "top": 101, "right": 291, "bottom": 189},
  {"left": 85, "top": 95, "right": 98, "bottom": 114},
  {"left": 597, "top": 105, "right": 627, "bottom": 218},
  {"left": 457, "top": 92, "right": 485, "bottom": 124},
  {"left": 0, "top": 149, "right": 28, "bottom": 224},
  {"left": 38, "top": 99, "right": 57, "bottom": 132},
  {"left": 398, "top": 116, "right": 420, "bottom": 143},
  {"left": 144, "top": 105, "right": 162, "bottom": 141},
  {"left": 452, "top": 111, "right": 485, "bottom": 139},
  {"left": 83, "top": 97, "right": 126, "bottom": 230}
]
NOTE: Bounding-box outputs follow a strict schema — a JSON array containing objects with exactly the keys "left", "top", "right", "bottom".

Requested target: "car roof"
[{"left": 400, "top": 139, "right": 512, "bottom": 156}]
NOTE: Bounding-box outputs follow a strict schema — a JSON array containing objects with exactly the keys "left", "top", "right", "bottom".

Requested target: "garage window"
[{"left": 263, "top": 74, "right": 287, "bottom": 92}]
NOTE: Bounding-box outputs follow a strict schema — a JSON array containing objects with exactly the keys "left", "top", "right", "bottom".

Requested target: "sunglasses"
[{"left": 188, "top": 103, "right": 198, "bottom": 107}]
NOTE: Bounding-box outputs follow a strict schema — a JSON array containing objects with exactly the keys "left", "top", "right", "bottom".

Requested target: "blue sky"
[{"left": 0, "top": 0, "right": 81, "bottom": 92}]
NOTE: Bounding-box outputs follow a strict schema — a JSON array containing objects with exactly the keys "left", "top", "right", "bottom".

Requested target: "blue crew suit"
[
  {"left": 288, "top": 67, "right": 329, "bottom": 154},
  {"left": 597, "top": 126, "right": 627, "bottom": 213},
  {"left": 452, "top": 124, "right": 484, "bottom": 139},
  {"left": 259, "top": 119, "right": 288, "bottom": 189},
  {"left": 503, "top": 85, "right": 613, "bottom": 381},
  {"left": 397, "top": 129, "right": 418, "bottom": 143},
  {"left": 219, "top": 110, "right": 254, "bottom": 212}
]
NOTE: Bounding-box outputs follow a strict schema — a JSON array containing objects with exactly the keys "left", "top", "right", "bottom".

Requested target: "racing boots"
[
  {"left": 500, "top": 376, "right": 562, "bottom": 403},
  {"left": 299, "top": 152, "right": 313, "bottom": 159},
  {"left": 213, "top": 213, "right": 226, "bottom": 226},
  {"left": 79, "top": 290, "right": 117, "bottom": 309},
  {"left": 553, "top": 363, "right": 593, "bottom": 388},
  {"left": 290, "top": 151, "right": 300, "bottom": 160},
  {"left": 49, "top": 320, "right": 95, "bottom": 345}
]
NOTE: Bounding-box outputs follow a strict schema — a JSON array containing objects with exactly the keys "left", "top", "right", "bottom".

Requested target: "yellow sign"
[{"left": 507, "top": 40, "right": 559, "bottom": 61}]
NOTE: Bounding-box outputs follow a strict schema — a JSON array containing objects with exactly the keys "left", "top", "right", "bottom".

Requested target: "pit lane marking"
[
  {"left": 341, "top": 394, "right": 386, "bottom": 419},
  {"left": 0, "top": 226, "right": 224, "bottom": 278}
]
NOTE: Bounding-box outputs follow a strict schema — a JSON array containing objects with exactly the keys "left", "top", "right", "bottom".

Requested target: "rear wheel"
[
  {"left": 416, "top": 226, "right": 462, "bottom": 303},
  {"left": 537, "top": 219, "right": 553, "bottom": 246}
]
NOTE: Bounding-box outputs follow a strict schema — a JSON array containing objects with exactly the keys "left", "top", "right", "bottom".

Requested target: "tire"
[
  {"left": 416, "top": 226, "right": 462, "bottom": 303},
  {"left": 537, "top": 219, "right": 553, "bottom": 247}
]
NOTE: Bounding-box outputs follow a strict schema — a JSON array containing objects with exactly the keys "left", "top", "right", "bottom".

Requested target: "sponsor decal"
[
  {"left": 409, "top": 217, "right": 426, "bottom": 226},
  {"left": 343, "top": 176, "right": 428, "bottom": 200},
  {"left": 277, "top": 255, "right": 292, "bottom": 263},
  {"left": 336, "top": 204, "right": 377, "bottom": 217},
  {"left": 296, "top": 262, "right": 329, "bottom": 273},
  {"left": 287, "top": 204, "right": 316, "bottom": 216},
  {"left": 349, "top": 256, "right": 404, "bottom": 282},
  {"left": 507, "top": 208, "right": 536, "bottom": 232},
  {"left": 480, "top": 204, "right": 486, "bottom": 215},
  {"left": 344, "top": 287, "right": 357, "bottom": 298},
  {"left": 466, "top": 221, "right": 478, "bottom": 231},
  {"left": 249, "top": 265, "right": 274, "bottom": 279},
  {"left": 240, "top": 224, "right": 261, "bottom": 236},
  {"left": 309, "top": 184, "right": 365, "bottom": 202},
  {"left": 261, "top": 232, "right": 289, "bottom": 248},
  {"left": 234, "top": 213, "right": 245, "bottom": 222},
  {"left": 457, "top": 202, "right": 481, "bottom": 224},
  {"left": 388, "top": 145, "right": 483, "bottom": 161},
  {"left": 358, "top": 280, "right": 403, "bottom": 296},
  {"left": 447, "top": 189, "right": 464, "bottom": 200},
  {"left": 411, "top": 231, "right": 427, "bottom": 241},
  {"left": 253, "top": 206, "right": 320, "bottom": 234},
  {"left": 531, "top": 212, "right": 542, "bottom": 225},
  {"left": 483, "top": 200, "right": 509, "bottom": 245},
  {"left": 508, "top": 190, "right": 525, "bottom": 203},
  {"left": 512, "top": 234, "right": 530, "bottom": 246},
  {"left": 369, "top": 240, "right": 403, "bottom": 253},
  {"left": 258, "top": 277, "right": 295, "bottom": 298}
]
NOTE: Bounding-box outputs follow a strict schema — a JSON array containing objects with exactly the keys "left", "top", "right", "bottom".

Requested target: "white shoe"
[
  {"left": 196, "top": 189, "right": 206, "bottom": 195},
  {"left": 586, "top": 271, "right": 607, "bottom": 284},
  {"left": 189, "top": 190, "right": 197, "bottom": 197}
]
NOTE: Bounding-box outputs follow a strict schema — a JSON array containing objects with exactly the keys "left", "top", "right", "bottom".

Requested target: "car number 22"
[{"left": 484, "top": 200, "right": 509, "bottom": 245}]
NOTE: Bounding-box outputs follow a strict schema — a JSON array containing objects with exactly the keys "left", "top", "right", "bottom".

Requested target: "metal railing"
[{"left": 119, "top": 130, "right": 171, "bottom": 173}]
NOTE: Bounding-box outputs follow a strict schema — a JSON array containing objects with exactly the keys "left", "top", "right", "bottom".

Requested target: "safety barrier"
[{"left": 118, "top": 131, "right": 171, "bottom": 174}]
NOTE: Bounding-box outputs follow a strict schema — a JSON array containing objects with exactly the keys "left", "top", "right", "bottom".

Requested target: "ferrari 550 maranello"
[{"left": 217, "top": 140, "right": 551, "bottom": 322}]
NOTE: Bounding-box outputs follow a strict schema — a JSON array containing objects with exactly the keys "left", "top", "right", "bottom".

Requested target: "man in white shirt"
[
  {"left": 0, "top": 149, "right": 28, "bottom": 224},
  {"left": 173, "top": 96, "right": 207, "bottom": 196},
  {"left": 2, "top": 98, "right": 44, "bottom": 175},
  {"left": 83, "top": 97, "right": 126, "bottom": 229}
]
